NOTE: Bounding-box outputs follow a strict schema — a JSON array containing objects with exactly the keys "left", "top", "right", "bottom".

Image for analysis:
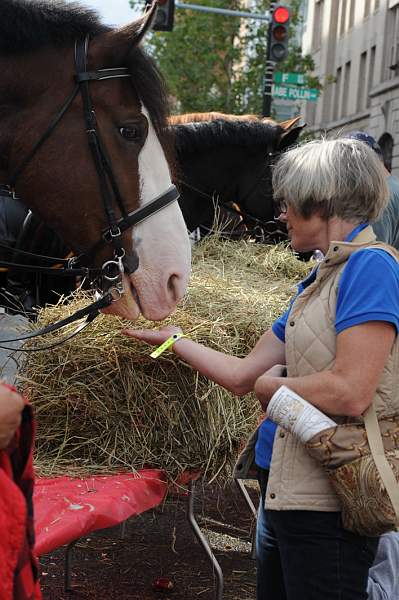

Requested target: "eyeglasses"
[{"left": 274, "top": 198, "right": 288, "bottom": 215}]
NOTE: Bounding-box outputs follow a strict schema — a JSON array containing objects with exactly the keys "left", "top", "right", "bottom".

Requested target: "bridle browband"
[{"left": 0, "top": 34, "right": 179, "bottom": 350}]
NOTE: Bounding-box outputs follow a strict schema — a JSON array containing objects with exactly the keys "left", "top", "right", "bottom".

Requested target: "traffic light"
[
  {"left": 268, "top": 5, "right": 290, "bottom": 62},
  {"left": 145, "top": 0, "right": 175, "bottom": 32}
]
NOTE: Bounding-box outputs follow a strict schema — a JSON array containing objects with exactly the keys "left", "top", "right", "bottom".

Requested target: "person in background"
[
  {"left": 123, "top": 137, "right": 399, "bottom": 599},
  {"left": 0, "top": 188, "right": 41, "bottom": 598},
  {"left": 343, "top": 131, "right": 399, "bottom": 249},
  {"left": 0, "top": 382, "right": 41, "bottom": 599},
  {"left": 367, "top": 531, "right": 399, "bottom": 600}
]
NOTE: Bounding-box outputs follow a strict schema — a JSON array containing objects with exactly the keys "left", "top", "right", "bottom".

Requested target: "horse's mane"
[
  {"left": 0, "top": 0, "right": 169, "bottom": 132},
  {"left": 169, "top": 112, "right": 265, "bottom": 125},
  {"left": 172, "top": 119, "right": 283, "bottom": 155},
  {"left": 0, "top": 0, "right": 108, "bottom": 53}
]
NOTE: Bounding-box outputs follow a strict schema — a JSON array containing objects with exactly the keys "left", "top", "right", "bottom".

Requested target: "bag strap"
[
  {"left": 359, "top": 243, "right": 399, "bottom": 525},
  {"left": 363, "top": 404, "right": 399, "bottom": 526}
]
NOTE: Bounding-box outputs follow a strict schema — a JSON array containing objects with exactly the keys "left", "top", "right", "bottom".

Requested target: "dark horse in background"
[
  {"left": 0, "top": 107, "right": 303, "bottom": 314},
  {"left": 0, "top": 0, "right": 191, "bottom": 323},
  {"left": 170, "top": 112, "right": 303, "bottom": 241}
]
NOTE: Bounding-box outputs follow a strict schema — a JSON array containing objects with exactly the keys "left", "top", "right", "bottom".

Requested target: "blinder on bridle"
[{"left": 0, "top": 34, "right": 179, "bottom": 349}]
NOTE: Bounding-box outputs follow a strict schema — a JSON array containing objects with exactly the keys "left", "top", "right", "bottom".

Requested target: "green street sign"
[
  {"left": 274, "top": 71, "right": 306, "bottom": 86},
  {"left": 272, "top": 84, "right": 320, "bottom": 102}
]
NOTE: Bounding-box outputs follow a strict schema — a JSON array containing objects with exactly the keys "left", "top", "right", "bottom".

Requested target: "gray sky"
[{"left": 77, "top": 0, "right": 141, "bottom": 26}]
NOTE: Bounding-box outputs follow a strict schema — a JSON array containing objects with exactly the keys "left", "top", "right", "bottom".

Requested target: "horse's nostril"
[
  {"left": 123, "top": 250, "right": 140, "bottom": 274},
  {"left": 167, "top": 274, "right": 180, "bottom": 303}
]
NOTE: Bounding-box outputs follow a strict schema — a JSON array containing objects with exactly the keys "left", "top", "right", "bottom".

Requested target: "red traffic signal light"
[
  {"left": 269, "top": 5, "right": 290, "bottom": 62},
  {"left": 273, "top": 6, "right": 290, "bottom": 24}
]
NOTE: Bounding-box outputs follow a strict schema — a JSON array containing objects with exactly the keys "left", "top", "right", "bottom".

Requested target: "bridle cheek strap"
[
  {"left": 0, "top": 35, "right": 181, "bottom": 347},
  {"left": 82, "top": 185, "right": 180, "bottom": 268},
  {"left": 3, "top": 35, "right": 179, "bottom": 291}
]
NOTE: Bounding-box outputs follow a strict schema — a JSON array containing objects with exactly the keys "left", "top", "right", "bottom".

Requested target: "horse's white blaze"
[{"left": 107, "top": 106, "right": 191, "bottom": 321}]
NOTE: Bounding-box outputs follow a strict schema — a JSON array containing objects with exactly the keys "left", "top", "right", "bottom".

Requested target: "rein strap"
[{"left": 0, "top": 292, "right": 113, "bottom": 349}]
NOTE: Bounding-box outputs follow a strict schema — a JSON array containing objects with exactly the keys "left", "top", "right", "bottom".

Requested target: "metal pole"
[
  {"left": 262, "top": 59, "right": 276, "bottom": 117},
  {"left": 175, "top": 2, "right": 270, "bottom": 21},
  {"left": 187, "top": 480, "right": 224, "bottom": 600},
  {"left": 262, "top": 0, "right": 279, "bottom": 117},
  {"left": 64, "top": 539, "right": 78, "bottom": 592},
  {"left": 234, "top": 479, "right": 258, "bottom": 560}
]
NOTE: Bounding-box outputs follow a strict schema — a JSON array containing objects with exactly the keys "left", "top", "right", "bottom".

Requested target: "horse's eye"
[{"left": 119, "top": 126, "right": 140, "bottom": 141}]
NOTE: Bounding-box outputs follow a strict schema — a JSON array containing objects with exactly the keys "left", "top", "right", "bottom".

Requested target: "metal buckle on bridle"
[
  {"left": 0, "top": 185, "right": 18, "bottom": 200},
  {"left": 102, "top": 248, "right": 125, "bottom": 301},
  {"left": 253, "top": 225, "right": 266, "bottom": 243},
  {"left": 67, "top": 256, "right": 78, "bottom": 269},
  {"left": 102, "top": 226, "right": 122, "bottom": 244}
]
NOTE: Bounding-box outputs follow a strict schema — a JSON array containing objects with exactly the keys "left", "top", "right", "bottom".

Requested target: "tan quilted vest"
[{"left": 265, "top": 226, "right": 399, "bottom": 511}]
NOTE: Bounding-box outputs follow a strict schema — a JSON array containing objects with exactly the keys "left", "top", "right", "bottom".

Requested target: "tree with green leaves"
[{"left": 132, "top": 0, "right": 326, "bottom": 115}]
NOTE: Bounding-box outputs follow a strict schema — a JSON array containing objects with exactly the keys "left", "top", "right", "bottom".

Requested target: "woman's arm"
[
  {"left": 254, "top": 321, "right": 396, "bottom": 416},
  {"left": 122, "top": 327, "right": 286, "bottom": 396}
]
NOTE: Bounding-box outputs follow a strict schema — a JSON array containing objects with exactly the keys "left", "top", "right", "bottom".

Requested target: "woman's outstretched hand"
[{"left": 122, "top": 325, "right": 183, "bottom": 347}]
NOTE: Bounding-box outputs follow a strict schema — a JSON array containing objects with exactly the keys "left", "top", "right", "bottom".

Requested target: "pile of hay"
[{"left": 18, "top": 237, "right": 311, "bottom": 480}]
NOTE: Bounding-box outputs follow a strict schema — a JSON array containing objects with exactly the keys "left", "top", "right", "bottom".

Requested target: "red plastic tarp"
[{"left": 34, "top": 470, "right": 168, "bottom": 556}]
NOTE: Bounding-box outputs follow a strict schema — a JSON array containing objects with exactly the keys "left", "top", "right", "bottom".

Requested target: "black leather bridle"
[
  {"left": 0, "top": 35, "right": 180, "bottom": 350},
  {"left": 177, "top": 148, "right": 286, "bottom": 243}
]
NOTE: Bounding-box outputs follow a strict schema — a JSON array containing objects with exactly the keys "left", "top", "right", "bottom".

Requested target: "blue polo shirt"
[{"left": 255, "top": 224, "right": 399, "bottom": 470}]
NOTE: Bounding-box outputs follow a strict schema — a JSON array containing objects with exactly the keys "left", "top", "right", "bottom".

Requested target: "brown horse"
[
  {"left": 0, "top": 0, "right": 191, "bottom": 322},
  {"left": 0, "top": 110, "right": 303, "bottom": 314}
]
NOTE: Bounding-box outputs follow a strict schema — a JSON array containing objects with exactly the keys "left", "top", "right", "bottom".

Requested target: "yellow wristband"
[{"left": 150, "top": 333, "right": 185, "bottom": 359}]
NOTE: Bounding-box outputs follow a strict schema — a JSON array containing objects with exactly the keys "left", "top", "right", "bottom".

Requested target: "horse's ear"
[
  {"left": 91, "top": 3, "right": 157, "bottom": 64},
  {"left": 279, "top": 116, "right": 303, "bottom": 130},
  {"left": 118, "top": 2, "right": 158, "bottom": 47},
  {"left": 277, "top": 124, "right": 307, "bottom": 151}
]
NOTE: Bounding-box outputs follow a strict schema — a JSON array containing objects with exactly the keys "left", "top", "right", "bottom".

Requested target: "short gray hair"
[{"left": 272, "top": 137, "right": 389, "bottom": 222}]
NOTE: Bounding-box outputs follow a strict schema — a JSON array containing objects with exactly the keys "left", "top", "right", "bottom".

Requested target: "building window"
[
  {"left": 364, "top": 0, "right": 371, "bottom": 17},
  {"left": 312, "top": 0, "right": 324, "bottom": 49},
  {"left": 332, "top": 66, "right": 342, "bottom": 121},
  {"left": 357, "top": 52, "right": 367, "bottom": 112},
  {"left": 366, "top": 46, "right": 376, "bottom": 107},
  {"left": 340, "top": 0, "right": 347, "bottom": 35},
  {"left": 374, "top": 0, "right": 380, "bottom": 11},
  {"left": 342, "top": 61, "right": 351, "bottom": 116},
  {"left": 384, "top": 5, "right": 399, "bottom": 80},
  {"left": 349, "top": 0, "right": 355, "bottom": 27}
]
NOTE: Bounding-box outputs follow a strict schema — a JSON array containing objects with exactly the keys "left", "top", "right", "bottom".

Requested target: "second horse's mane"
[
  {"left": 169, "top": 112, "right": 275, "bottom": 125},
  {"left": 171, "top": 118, "right": 283, "bottom": 155}
]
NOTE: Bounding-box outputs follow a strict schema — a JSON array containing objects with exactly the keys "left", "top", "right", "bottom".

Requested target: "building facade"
[{"left": 302, "top": 0, "right": 399, "bottom": 174}]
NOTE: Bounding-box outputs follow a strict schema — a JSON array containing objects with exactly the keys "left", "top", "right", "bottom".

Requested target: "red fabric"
[
  {"left": 0, "top": 456, "right": 28, "bottom": 600},
  {"left": 0, "top": 398, "right": 41, "bottom": 600},
  {"left": 34, "top": 471, "right": 169, "bottom": 556}
]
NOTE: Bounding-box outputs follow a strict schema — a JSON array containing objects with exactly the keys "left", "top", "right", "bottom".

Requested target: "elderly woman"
[{"left": 123, "top": 137, "right": 399, "bottom": 599}]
